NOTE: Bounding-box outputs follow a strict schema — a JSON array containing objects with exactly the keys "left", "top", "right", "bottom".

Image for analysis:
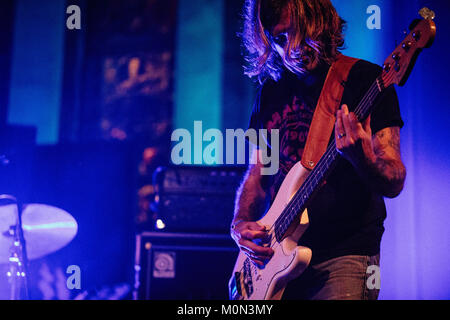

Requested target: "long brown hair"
[{"left": 242, "top": 0, "right": 346, "bottom": 83}]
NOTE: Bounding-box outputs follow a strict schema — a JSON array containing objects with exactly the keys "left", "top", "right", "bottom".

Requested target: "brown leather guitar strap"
[{"left": 301, "top": 55, "right": 359, "bottom": 170}]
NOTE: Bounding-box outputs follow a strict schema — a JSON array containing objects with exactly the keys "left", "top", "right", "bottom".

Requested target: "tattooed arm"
[
  {"left": 336, "top": 105, "right": 406, "bottom": 198},
  {"left": 365, "top": 126, "right": 406, "bottom": 198}
]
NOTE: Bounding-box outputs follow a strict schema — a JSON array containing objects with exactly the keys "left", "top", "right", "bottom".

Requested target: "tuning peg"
[
  {"left": 412, "top": 31, "right": 421, "bottom": 41},
  {"left": 402, "top": 41, "right": 412, "bottom": 51},
  {"left": 419, "top": 7, "right": 435, "bottom": 20}
]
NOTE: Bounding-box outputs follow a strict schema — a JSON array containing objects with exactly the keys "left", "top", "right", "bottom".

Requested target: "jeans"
[{"left": 282, "top": 254, "right": 380, "bottom": 300}]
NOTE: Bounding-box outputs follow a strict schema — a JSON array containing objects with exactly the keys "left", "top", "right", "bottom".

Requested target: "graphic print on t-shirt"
[{"left": 265, "top": 95, "right": 314, "bottom": 202}]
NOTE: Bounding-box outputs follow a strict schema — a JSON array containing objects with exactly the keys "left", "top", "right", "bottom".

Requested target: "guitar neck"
[{"left": 274, "top": 77, "right": 384, "bottom": 242}]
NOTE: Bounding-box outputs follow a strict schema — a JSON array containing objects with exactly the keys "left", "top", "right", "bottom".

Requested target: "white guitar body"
[{"left": 229, "top": 161, "right": 313, "bottom": 300}]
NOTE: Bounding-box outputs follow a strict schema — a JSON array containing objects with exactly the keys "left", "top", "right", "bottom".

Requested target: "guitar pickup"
[{"left": 243, "top": 259, "right": 254, "bottom": 297}]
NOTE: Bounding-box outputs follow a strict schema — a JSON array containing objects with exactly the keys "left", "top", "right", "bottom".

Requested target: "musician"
[{"left": 230, "top": 0, "right": 406, "bottom": 300}]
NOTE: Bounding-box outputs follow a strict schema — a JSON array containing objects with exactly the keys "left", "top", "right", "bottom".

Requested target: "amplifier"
[
  {"left": 153, "top": 166, "right": 246, "bottom": 233},
  {"left": 134, "top": 232, "right": 238, "bottom": 300}
]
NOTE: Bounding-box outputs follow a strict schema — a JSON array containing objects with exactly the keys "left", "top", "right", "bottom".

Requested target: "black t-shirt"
[{"left": 248, "top": 59, "right": 404, "bottom": 264}]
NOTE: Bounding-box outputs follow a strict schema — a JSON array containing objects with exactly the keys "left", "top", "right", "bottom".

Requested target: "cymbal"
[{"left": 0, "top": 204, "right": 78, "bottom": 263}]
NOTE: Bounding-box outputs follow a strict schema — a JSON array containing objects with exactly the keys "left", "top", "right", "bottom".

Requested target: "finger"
[
  {"left": 240, "top": 246, "right": 271, "bottom": 263},
  {"left": 335, "top": 110, "right": 345, "bottom": 147},
  {"left": 241, "top": 249, "right": 273, "bottom": 264},
  {"left": 238, "top": 239, "right": 274, "bottom": 258},
  {"left": 233, "top": 222, "right": 265, "bottom": 239},
  {"left": 335, "top": 125, "right": 342, "bottom": 150},
  {"left": 341, "top": 105, "right": 355, "bottom": 143},
  {"left": 240, "top": 247, "right": 265, "bottom": 265},
  {"left": 349, "top": 113, "right": 363, "bottom": 137},
  {"left": 335, "top": 109, "right": 344, "bottom": 135},
  {"left": 250, "top": 259, "right": 264, "bottom": 267},
  {"left": 247, "top": 222, "right": 266, "bottom": 231},
  {"left": 242, "top": 229, "right": 268, "bottom": 241},
  {"left": 247, "top": 255, "right": 266, "bottom": 267},
  {"left": 335, "top": 111, "right": 345, "bottom": 150},
  {"left": 364, "top": 115, "right": 372, "bottom": 135}
]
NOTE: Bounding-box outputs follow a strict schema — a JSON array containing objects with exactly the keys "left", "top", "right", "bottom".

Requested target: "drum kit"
[{"left": 0, "top": 194, "right": 78, "bottom": 300}]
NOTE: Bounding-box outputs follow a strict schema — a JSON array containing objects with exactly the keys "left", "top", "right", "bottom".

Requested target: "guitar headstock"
[{"left": 381, "top": 8, "right": 436, "bottom": 88}]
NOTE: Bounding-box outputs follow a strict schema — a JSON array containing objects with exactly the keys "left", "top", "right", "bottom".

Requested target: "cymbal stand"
[{"left": 1, "top": 195, "right": 29, "bottom": 300}]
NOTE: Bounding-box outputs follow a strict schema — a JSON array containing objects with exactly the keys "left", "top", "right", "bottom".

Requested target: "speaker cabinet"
[
  {"left": 153, "top": 166, "right": 245, "bottom": 234},
  {"left": 135, "top": 232, "right": 238, "bottom": 300}
]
